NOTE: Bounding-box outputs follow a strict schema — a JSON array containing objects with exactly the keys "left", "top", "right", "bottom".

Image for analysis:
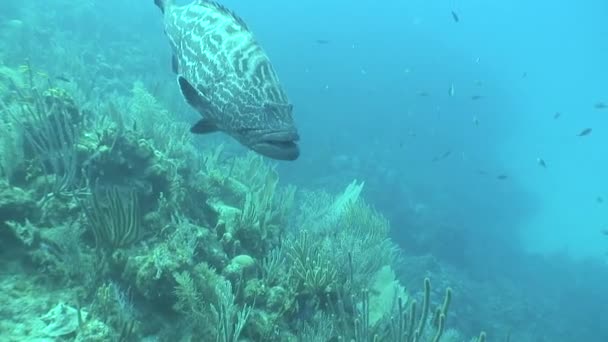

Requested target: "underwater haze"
[{"left": 0, "top": 0, "right": 607, "bottom": 341}]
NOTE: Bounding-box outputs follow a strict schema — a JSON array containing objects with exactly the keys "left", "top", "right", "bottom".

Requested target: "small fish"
[
  {"left": 536, "top": 157, "right": 547, "bottom": 168},
  {"left": 597, "top": 196, "right": 604, "bottom": 204},
  {"left": 474, "top": 80, "right": 483, "bottom": 86},
  {"left": 472, "top": 116, "right": 479, "bottom": 126},
  {"left": 5, "top": 19, "right": 23, "bottom": 29},
  {"left": 477, "top": 169, "right": 488, "bottom": 175},
  {"left": 553, "top": 112, "right": 561, "bottom": 119},
  {"left": 577, "top": 128, "right": 592, "bottom": 136},
  {"left": 418, "top": 91, "right": 430, "bottom": 97},
  {"left": 448, "top": 83, "right": 455, "bottom": 97},
  {"left": 522, "top": 72, "right": 528, "bottom": 78},
  {"left": 155, "top": 0, "right": 300, "bottom": 160},
  {"left": 594, "top": 102, "right": 607, "bottom": 109},
  {"left": 471, "top": 95, "right": 483, "bottom": 100},
  {"left": 601, "top": 228, "right": 608, "bottom": 236},
  {"left": 497, "top": 174, "right": 508, "bottom": 180},
  {"left": 451, "top": 10, "right": 459, "bottom": 22},
  {"left": 315, "top": 39, "right": 330, "bottom": 45},
  {"left": 432, "top": 150, "right": 452, "bottom": 162},
  {"left": 474, "top": 57, "right": 480, "bottom": 64},
  {"left": 55, "top": 75, "right": 71, "bottom": 83}
]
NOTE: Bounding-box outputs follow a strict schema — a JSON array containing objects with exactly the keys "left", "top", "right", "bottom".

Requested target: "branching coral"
[
  {"left": 82, "top": 185, "right": 142, "bottom": 252},
  {"left": 290, "top": 181, "right": 398, "bottom": 294},
  {"left": 285, "top": 230, "right": 338, "bottom": 296},
  {"left": 388, "top": 278, "right": 448, "bottom": 342},
  {"left": 172, "top": 264, "right": 252, "bottom": 340},
  {"left": 204, "top": 152, "right": 296, "bottom": 259},
  {"left": 0, "top": 61, "right": 488, "bottom": 342},
  {"left": 127, "top": 81, "right": 193, "bottom": 159},
  {"left": 260, "top": 246, "right": 286, "bottom": 287},
  {"left": 0, "top": 109, "right": 21, "bottom": 182},
  {"left": 212, "top": 280, "right": 252, "bottom": 342},
  {"left": 296, "top": 179, "right": 365, "bottom": 232},
  {"left": 340, "top": 202, "right": 399, "bottom": 289},
  {"left": 1, "top": 82, "right": 82, "bottom": 200}
]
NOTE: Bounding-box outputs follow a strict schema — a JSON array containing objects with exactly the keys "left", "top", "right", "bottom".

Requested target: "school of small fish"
[
  {"left": 151, "top": 1, "right": 607, "bottom": 233},
  {"left": 433, "top": 4, "right": 606, "bottom": 233}
]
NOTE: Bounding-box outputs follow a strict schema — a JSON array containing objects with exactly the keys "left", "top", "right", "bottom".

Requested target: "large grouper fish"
[{"left": 154, "top": 0, "right": 300, "bottom": 160}]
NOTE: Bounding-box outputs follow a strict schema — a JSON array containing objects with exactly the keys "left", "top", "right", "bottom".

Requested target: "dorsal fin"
[
  {"left": 154, "top": 0, "right": 173, "bottom": 14},
  {"left": 199, "top": 0, "right": 249, "bottom": 31}
]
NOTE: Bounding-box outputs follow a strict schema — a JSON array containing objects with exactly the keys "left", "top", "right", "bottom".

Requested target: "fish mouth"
[{"left": 252, "top": 130, "right": 300, "bottom": 161}]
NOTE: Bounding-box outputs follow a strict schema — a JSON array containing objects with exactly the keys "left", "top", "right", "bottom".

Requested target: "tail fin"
[{"left": 154, "top": 0, "right": 168, "bottom": 13}]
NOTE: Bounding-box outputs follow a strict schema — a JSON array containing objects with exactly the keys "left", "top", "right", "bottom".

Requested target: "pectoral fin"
[
  {"left": 177, "top": 75, "right": 211, "bottom": 112},
  {"left": 178, "top": 76, "right": 219, "bottom": 134},
  {"left": 190, "top": 118, "right": 220, "bottom": 134}
]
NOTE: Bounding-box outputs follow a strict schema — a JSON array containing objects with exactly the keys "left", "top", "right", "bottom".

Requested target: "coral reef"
[{"left": 0, "top": 63, "right": 484, "bottom": 341}]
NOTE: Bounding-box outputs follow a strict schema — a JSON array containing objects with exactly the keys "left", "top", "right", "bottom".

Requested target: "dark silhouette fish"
[
  {"left": 597, "top": 196, "right": 604, "bottom": 204},
  {"left": 577, "top": 128, "right": 592, "bottom": 136},
  {"left": 537, "top": 157, "right": 547, "bottom": 168},
  {"left": 471, "top": 95, "right": 483, "bottom": 100},
  {"left": 497, "top": 174, "right": 508, "bottom": 180},
  {"left": 451, "top": 10, "right": 459, "bottom": 22},
  {"left": 55, "top": 75, "right": 71, "bottom": 83},
  {"left": 553, "top": 112, "right": 561, "bottom": 119},
  {"left": 595, "top": 102, "right": 607, "bottom": 109},
  {"left": 154, "top": 0, "right": 300, "bottom": 160},
  {"left": 315, "top": 39, "right": 330, "bottom": 45},
  {"left": 432, "top": 150, "right": 452, "bottom": 162}
]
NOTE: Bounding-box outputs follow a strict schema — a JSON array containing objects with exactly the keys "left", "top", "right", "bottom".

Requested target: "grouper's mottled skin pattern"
[{"left": 162, "top": 0, "right": 293, "bottom": 133}]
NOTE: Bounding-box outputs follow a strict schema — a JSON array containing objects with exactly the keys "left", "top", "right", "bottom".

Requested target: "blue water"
[
  {"left": 2, "top": 0, "right": 607, "bottom": 341},
  {"left": 263, "top": 0, "right": 608, "bottom": 258},
  {"left": 239, "top": 1, "right": 608, "bottom": 340}
]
